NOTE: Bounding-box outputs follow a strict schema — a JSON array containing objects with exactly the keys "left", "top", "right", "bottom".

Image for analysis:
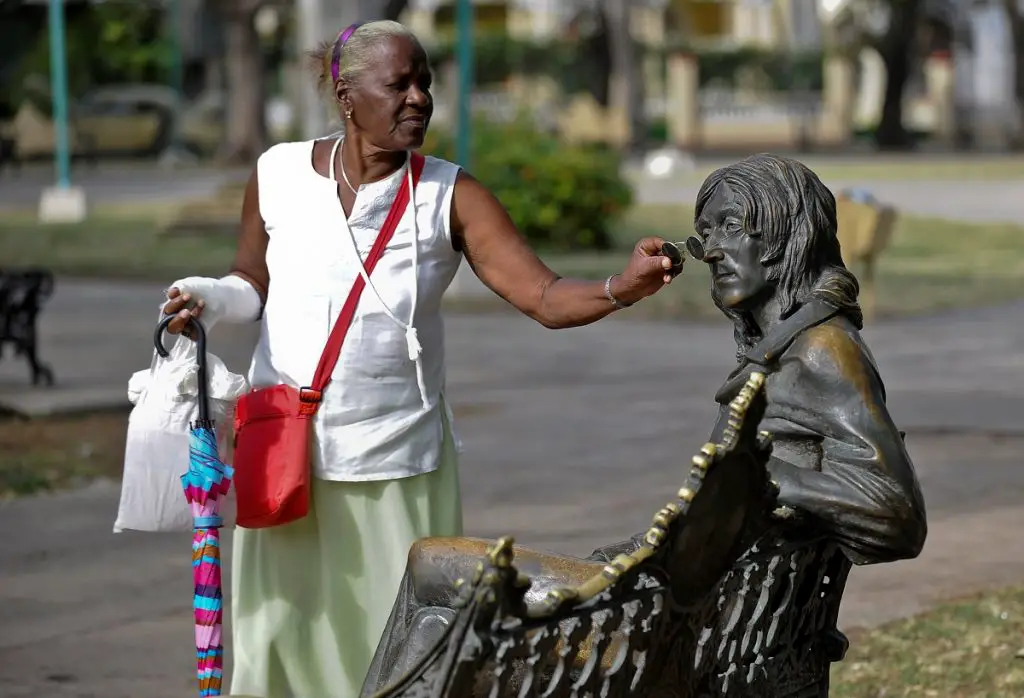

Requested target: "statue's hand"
[{"left": 766, "top": 458, "right": 799, "bottom": 521}]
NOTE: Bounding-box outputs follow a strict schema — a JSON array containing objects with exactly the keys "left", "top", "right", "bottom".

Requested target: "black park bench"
[{"left": 0, "top": 268, "right": 56, "bottom": 386}]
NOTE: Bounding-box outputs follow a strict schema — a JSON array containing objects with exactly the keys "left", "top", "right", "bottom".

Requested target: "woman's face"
[
  {"left": 340, "top": 35, "right": 433, "bottom": 151},
  {"left": 697, "top": 183, "right": 770, "bottom": 311}
]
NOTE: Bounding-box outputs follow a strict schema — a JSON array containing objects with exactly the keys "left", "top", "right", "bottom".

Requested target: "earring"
[{"left": 345, "top": 108, "right": 353, "bottom": 119}]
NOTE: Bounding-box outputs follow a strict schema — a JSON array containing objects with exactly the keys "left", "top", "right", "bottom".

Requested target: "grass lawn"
[
  {"left": 0, "top": 412, "right": 129, "bottom": 497},
  {"left": 2, "top": 201, "right": 1024, "bottom": 320},
  {"left": 832, "top": 585, "right": 1024, "bottom": 698},
  {"left": 0, "top": 204, "right": 238, "bottom": 281}
]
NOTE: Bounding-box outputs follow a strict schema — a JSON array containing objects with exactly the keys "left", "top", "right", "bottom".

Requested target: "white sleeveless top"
[{"left": 249, "top": 138, "right": 463, "bottom": 481}]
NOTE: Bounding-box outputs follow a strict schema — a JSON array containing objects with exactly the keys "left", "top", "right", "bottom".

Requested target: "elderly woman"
[{"left": 160, "top": 19, "right": 677, "bottom": 698}]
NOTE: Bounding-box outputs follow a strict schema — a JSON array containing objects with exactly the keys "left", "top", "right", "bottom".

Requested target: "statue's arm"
[{"left": 768, "top": 326, "right": 927, "bottom": 565}]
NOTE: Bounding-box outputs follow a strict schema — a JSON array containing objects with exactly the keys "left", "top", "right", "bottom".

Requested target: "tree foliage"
[
  {"left": 9, "top": 4, "right": 171, "bottom": 112},
  {"left": 828, "top": 0, "right": 925, "bottom": 150}
]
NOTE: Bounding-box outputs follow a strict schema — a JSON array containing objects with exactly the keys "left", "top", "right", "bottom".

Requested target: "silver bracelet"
[{"left": 604, "top": 274, "right": 632, "bottom": 309}]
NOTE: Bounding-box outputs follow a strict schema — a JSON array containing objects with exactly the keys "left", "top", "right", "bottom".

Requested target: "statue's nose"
[{"left": 702, "top": 246, "right": 725, "bottom": 264}]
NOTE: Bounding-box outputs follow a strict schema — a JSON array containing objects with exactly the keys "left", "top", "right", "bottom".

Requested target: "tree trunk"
[
  {"left": 1002, "top": 0, "right": 1024, "bottom": 147},
  {"left": 582, "top": 10, "right": 612, "bottom": 107},
  {"left": 219, "top": 5, "right": 266, "bottom": 164},
  {"left": 602, "top": 0, "right": 648, "bottom": 154},
  {"left": 383, "top": 0, "right": 409, "bottom": 21},
  {"left": 874, "top": 0, "right": 922, "bottom": 150},
  {"left": 346, "top": 0, "right": 407, "bottom": 22}
]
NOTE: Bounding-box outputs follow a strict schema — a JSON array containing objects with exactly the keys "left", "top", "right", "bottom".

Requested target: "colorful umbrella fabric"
[{"left": 155, "top": 315, "right": 233, "bottom": 697}]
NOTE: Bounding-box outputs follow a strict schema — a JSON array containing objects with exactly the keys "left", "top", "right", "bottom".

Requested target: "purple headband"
[{"left": 330, "top": 23, "right": 362, "bottom": 82}]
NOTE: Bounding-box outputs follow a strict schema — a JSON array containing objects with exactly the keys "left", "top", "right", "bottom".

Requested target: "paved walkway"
[
  {"left": 637, "top": 175, "right": 1024, "bottom": 226},
  {"left": 1, "top": 280, "right": 1022, "bottom": 697},
  {"left": 0, "top": 163, "right": 246, "bottom": 213}
]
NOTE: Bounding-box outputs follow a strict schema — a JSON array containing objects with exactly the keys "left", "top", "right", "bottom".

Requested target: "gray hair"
[{"left": 310, "top": 20, "right": 425, "bottom": 96}]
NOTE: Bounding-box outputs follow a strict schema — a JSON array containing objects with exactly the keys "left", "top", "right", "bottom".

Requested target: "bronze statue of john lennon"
[{"left": 359, "top": 154, "right": 928, "bottom": 697}]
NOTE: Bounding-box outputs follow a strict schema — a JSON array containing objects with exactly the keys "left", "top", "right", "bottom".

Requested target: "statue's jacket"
[{"left": 661, "top": 300, "right": 928, "bottom": 696}]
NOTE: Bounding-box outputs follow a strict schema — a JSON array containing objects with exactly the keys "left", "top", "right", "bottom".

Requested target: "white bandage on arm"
[{"left": 168, "top": 274, "right": 263, "bottom": 325}]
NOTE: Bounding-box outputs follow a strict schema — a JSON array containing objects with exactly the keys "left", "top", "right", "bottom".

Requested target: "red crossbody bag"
[{"left": 232, "top": 152, "right": 425, "bottom": 529}]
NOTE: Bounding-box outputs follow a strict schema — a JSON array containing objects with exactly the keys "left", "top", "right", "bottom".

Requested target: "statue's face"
[{"left": 697, "top": 184, "right": 770, "bottom": 311}]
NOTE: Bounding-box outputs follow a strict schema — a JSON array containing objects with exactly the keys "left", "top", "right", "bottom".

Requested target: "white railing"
[{"left": 699, "top": 89, "right": 823, "bottom": 123}]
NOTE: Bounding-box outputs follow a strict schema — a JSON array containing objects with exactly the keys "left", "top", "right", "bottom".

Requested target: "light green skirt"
[{"left": 228, "top": 418, "right": 462, "bottom": 698}]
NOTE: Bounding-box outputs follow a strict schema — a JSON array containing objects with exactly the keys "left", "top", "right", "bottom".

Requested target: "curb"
[{"left": 0, "top": 389, "right": 132, "bottom": 420}]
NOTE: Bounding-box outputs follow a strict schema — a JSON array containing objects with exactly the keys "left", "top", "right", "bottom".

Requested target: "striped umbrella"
[{"left": 155, "top": 315, "right": 233, "bottom": 697}]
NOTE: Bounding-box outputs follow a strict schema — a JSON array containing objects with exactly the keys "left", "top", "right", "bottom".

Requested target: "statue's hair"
[
  {"left": 307, "top": 20, "right": 424, "bottom": 98},
  {"left": 693, "top": 153, "right": 863, "bottom": 355}
]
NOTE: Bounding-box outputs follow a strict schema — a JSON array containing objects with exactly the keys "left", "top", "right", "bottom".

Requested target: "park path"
[
  {"left": 0, "top": 279, "right": 1023, "bottom": 697},
  {"left": 637, "top": 174, "right": 1024, "bottom": 226},
  {"left": 0, "top": 162, "right": 244, "bottom": 213},
  {"left": 3, "top": 159, "right": 1023, "bottom": 225}
]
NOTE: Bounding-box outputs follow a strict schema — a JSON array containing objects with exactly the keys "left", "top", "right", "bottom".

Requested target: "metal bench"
[{"left": 0, "top": 268, "right": 56, "bottom": 386}]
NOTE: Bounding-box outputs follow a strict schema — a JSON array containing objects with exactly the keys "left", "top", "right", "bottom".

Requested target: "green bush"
[{"left": 423, "top": 117, "right": 632, "bottom": 252}]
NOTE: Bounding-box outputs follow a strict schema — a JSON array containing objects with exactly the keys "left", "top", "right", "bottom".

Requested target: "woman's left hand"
[{"left": 610, "top": 236, "right": 682, "bottom": 306}]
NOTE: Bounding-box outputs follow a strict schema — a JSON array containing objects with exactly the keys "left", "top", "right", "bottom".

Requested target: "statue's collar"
[
  {"left": 715, "top": 300, "right": 841, "bottom": 405},
  {"left": 743, "top": 300, "right": 842, "bottom": 367}
]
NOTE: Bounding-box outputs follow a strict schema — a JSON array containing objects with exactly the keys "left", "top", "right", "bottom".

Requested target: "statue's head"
[{"left": 693, "top": 154, "right": 863, "bottom": 352}]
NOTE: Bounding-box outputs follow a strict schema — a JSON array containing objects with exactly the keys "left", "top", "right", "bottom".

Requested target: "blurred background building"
[{"left": 0, "top": 0, "right": 1021, "bottom": 166}]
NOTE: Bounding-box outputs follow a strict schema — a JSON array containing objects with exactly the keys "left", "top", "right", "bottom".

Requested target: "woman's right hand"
[{"left": 162, "top": 287, "right": 207, "bottom": 339}]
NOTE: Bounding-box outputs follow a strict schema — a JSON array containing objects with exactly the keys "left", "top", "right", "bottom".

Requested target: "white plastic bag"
[{"left": 114, "top": 328, "right": 248, "bottom": 533}]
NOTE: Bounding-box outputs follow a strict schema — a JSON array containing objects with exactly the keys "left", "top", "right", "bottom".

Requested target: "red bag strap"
[{"left": 298, "top": 152, "right": 425, "bottom": 414}]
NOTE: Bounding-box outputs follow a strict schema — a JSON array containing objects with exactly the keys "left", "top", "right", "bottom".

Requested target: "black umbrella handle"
[{"left": 154, "top": 314, "right": 210, "bottom": 424}]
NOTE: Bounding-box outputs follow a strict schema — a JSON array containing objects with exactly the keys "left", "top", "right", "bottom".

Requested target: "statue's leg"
[
  {"left": 361, "top": 537, "right": 606, "bottom": 695},
  {"left": 362, "top": 537, "right": 488, "bottom": 695}
]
